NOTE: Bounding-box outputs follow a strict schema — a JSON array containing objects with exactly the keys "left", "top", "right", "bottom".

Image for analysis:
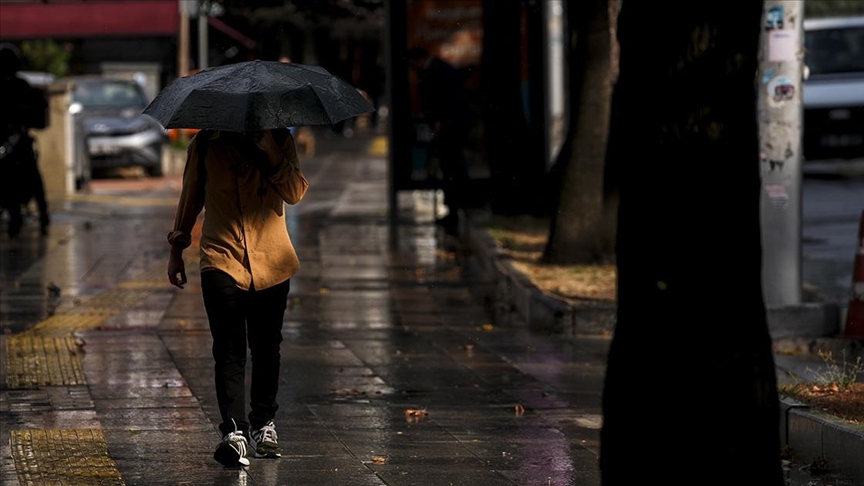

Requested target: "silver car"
[
  {"left": 803, "top": 16, "right": 864, "bottom": 161},
  {"left": 66, "top": 76, "right": 168, "bottom": 178}
]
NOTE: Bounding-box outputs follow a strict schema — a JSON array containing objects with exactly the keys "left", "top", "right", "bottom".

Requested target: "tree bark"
[
  {"left": 600, "top": 3, "right": 784, "bottom": 485},
  {"left": 543, "top": 0, "right": 618, "bottom": 265}
]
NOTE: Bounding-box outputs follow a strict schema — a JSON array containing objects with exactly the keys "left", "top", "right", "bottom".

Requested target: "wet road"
[
  {"left": 802, "top": 175, "right": 864, "bottom": 304},
  {"left": 1, "top": 133, "right": 608, "bottom": 486}
]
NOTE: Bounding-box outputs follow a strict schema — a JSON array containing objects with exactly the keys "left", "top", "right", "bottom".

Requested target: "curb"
[
  {"left": 458, "top": 210, "right": 864, "bottom": 484},
  {"left": 768, "top": 303, "right": 842, "bottom": 340},
  {"left": 780, "top": 397, "right": 864, "bottom": 482},
  {"left": 458, "top": 211, "right": 615, "bottom": 337}
]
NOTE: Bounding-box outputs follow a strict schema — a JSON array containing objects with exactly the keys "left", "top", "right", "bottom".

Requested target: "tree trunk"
[
  {"left": 543, "top": 0, "right": 618, "bottom": 265},
  {"left": 600, "top": 3, "right": 784, "bottom": 485}
]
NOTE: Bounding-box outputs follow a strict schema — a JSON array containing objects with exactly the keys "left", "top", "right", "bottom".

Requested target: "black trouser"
[
  {"left": 0, "top": 131, "right": 49, "bottom": 236},
  {"left": 201, "top": 270, "right": 290, "bottom": 437},
  {"left": 437, "top": 129, "right": 469, "bottom": 215}
]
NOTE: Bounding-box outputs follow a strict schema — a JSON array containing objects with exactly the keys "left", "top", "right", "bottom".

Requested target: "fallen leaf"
[
  {"left": 319, "top": 287, "right": 330, "bottom": 294},
  {"left": 371, "top": 456, "right": 387, "bottom": 465},
  {"left": 514, "top": 403, "right": 525, "bottom": 416},
  {"left": 481, "top": 323, "right": 494, "bottom": 332},
  {"left": 405, "top": 408, "right": 429, "bottom": 422}
]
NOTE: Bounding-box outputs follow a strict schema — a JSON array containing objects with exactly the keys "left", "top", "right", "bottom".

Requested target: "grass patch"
[{"left": 484, "top": 215, "right": 616, "bottom": 302}]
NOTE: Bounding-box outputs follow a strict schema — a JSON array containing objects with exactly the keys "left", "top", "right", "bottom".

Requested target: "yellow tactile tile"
[
  {"left": 4, "top": 262, "right": 171, "bottom": 389},
  {"left": 116, "top": 279, "right": 166, "bottom": 290},
  {"left": 368, "top": 135, "right": 388, "bottom": 157},
  {"left": 27, "top": 313, "right": 115, "bottom": 336},
  {"left": 76, "top": 288, "right": 155, "bottom": 310},
  {"left": 4, "top": 336, "right": 85, "bottom": 388},
  {"left": 10, "top": 429, "right": 125, "bottom": 485},
  {"left": 63, "top": 192, "right": 176, "bottom": 207}
]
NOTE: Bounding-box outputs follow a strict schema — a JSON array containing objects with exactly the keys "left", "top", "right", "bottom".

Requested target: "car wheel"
[
  {"left": 145, "top": 144, "right": 167, "bottom": 177},
  {"left": 146, "top": 163, "right": 164, "bottom": 177}
]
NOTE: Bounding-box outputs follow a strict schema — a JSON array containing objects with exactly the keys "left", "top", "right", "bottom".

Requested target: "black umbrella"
[{"left": 143, "top": 60, "right": 374, "bottom": 132}]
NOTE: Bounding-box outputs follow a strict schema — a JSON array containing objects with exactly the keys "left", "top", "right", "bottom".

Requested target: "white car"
[{"left": 803, "top": 16, "right": 864, "bottom": 161}]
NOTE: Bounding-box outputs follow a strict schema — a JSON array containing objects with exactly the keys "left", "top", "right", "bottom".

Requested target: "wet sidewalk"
[{"left": 1, "top": 134, "right": 609, "bottom": 486}]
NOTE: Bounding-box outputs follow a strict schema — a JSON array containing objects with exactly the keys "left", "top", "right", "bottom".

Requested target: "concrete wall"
[{"left": 31, "top": 81, "right": 74, "bottom": 200}]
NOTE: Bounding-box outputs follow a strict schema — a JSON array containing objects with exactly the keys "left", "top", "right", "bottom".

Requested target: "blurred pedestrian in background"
[
  {"left": 407, "top": 46, "right": 470, "bottom": 232},
  {"left": 167, "top": 128, "right": 308, "bottom": 467},
  {"left": 0, "top": 42, "right": 50, "bottom": 237}
]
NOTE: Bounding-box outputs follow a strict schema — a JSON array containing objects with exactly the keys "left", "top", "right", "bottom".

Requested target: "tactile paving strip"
[
  {"left": 76, "top": 288, "right": 156, "bottom": 310},
  {"left": 27, "top": 313, "right": 116, "bottom": 336},
  {"left": 10, "top": 429, "right": 125, "bottom": 485},
  {"left": 3, "top": 336, "right": 86, "bottom": 388}
]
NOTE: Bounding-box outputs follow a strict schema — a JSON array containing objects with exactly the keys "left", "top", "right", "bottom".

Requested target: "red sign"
[{"left": 0, "top": 1, "right": 179, "bottom": 39}]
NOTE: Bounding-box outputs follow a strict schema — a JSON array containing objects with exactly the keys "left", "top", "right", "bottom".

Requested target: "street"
[{"left": 802, "top": 164, "right": 864, "bottom": 305}]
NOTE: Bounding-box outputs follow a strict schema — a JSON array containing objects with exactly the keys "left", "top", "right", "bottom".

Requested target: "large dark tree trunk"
[
  {"left": 600, "top": 3, "right": 783, "bottom": 485},
  {"left": 543, "top": 0, "right": 618, "bottom": 264}
]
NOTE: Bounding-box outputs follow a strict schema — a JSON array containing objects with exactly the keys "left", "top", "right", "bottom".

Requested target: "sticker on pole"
[
  {"left": 765, "top": 5, "right": 784, "bottom": 30},
  {"left": 764, "top": 183, "right": 789, "bottom": 210},
  {"left": 768, "top": 30, "right": 799, "bottom": 62},
  {"left": 766, "top": 76, "right": 795, "bottom": 107}
]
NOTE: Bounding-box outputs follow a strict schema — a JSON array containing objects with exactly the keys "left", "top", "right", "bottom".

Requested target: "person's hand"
[
  {"left": 252, "top": 130, "right": 279, "bottom": 152},
  {"left": 167, "top": 250, "right": 187, "bottom": 289},
  {"left": 251, "top": 130, "right": 283, "bottom": 165}
]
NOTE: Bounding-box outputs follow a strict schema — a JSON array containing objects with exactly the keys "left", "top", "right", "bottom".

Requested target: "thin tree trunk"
[
  {"left": 543, "top": 0, "right": 618, "bottom": 265},
  {"left": 481, "top": 0, "right": 530, "bottom": 216},
  {"left": 600, "top": 3, "right": 783, "bottom": 485}
]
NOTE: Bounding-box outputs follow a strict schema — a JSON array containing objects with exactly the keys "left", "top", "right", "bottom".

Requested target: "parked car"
[
  {"left": 63, "top": 76, "right": 168, "bottom": 178},
  {"left": 802, "top": 16, "right": 864, "bottom": 161}
]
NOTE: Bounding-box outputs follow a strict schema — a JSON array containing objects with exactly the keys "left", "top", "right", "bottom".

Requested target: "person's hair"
[
  {"left": 406, "top": 47, "right": 429, "bottom": 61},
  {"left": 0, "top": 42, "right": 22, "bottom": 77}
]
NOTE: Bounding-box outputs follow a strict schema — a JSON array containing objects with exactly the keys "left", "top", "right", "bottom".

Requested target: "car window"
[
  {"left": 74, "top": 81, "right": 146, "bottom": 109},
  {"left": 805, "top": 26, "right": 864, "bottom": 76}
]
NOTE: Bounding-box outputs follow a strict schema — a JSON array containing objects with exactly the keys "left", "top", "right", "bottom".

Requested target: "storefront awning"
[{"left": 0, "top": 1, "right": 179, "bottom": 39}]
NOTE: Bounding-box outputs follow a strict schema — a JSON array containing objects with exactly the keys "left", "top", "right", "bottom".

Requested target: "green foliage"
[
  {"left": 805, "top": 0, "right": 864, "bottom": 18},
  {"left": 20, "top": 40, "right": 69, "bottom": 78},
  {"left": 170, "top": 138, "right": 191, "bottom": 151}
]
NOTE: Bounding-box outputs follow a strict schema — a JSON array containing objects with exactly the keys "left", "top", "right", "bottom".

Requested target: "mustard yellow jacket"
[{"left": 167, "top": 130, "right": 308, "bottom": 290}]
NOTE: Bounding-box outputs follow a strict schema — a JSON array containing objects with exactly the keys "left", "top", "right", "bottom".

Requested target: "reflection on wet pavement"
[{"left": 1, "top": 136, "right": 610, "bottom": 485}]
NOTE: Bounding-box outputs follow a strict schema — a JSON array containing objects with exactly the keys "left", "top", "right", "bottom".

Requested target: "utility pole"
[
  {"left": 758, "top": 0, "right": 805, "bottom": 307},
  {"left": 178, "top": 0, "right": 197, "bottom": 77},
  {"left": 198, "top": 5, "right": 208, "bottom": 71}
]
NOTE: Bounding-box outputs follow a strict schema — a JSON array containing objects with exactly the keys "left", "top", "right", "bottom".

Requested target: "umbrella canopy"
[{"left": 143, "top": 60, "right": 374, "bottom": 132}]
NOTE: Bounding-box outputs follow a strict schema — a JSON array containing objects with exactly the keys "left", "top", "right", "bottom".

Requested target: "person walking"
[
  {"left": 407, "top": 46, "right": 471, "bottom": 232},
  {"left": 0, "top": 43, "right": 50, "bottom": 237},
  {"left": 167, "top": 128, "right": 308, "bottom": 467}
]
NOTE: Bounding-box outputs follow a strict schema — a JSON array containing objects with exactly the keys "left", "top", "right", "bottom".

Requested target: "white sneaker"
[
  {"left": 250, "top": 420, "right": 281, "bottom": 458},
  {"left": 213, "top": 420, "right": 250, "bottom": 467}
]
